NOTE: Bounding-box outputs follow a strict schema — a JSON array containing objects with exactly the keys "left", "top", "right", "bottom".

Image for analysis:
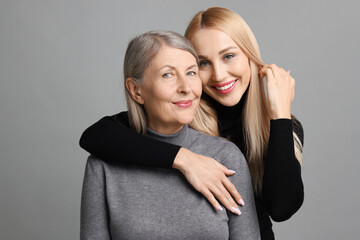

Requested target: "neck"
[
  {"left": 147, "top": 122, "right": 185, "bottom": 135},
  {"left": 206, "top": 86, "right": 249, "bottom": 120},
  {"left": 146, "top": 125, "right": 190, "bottom": 147}
]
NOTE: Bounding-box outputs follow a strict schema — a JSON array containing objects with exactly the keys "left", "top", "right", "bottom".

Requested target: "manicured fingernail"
[
  {"left": 239, "top": 199, "right": 245, "bottom": 206},
  {"left": 217, "top": 205, "right": 224, "bottom": 211},
  {"left": 232, "top": 207, "right": 241, "bottom": 215},
  {"left": 229, "top": 170, "right": 236, "bottom": 174}
]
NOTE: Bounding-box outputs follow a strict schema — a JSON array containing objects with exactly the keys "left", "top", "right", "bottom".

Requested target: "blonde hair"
[
  {"left": 185, "top": 7, "right": 303, "bottom": 194},
  {"left": 123, "top": 30, "right": 199, "bottom": 134}
]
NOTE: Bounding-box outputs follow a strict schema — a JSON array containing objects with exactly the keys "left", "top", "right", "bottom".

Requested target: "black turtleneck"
[
  {"left": 206, "top": 92, "right": 247, "bottom": 155},
  {"left": 80, "top": 92, "right": 304, "bottom": 240},
  {"left": 206, "top": 90, "right": 304, "bottom": 239}
]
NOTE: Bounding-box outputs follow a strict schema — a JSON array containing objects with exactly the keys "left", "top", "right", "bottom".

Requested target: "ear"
[{"left": 125, "top": 77, "right": 144, "bottom": 104}]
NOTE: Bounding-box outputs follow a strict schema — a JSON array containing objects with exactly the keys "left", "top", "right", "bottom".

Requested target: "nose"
[
  {"left": 177, "top": 74, "right": 191, "bottom": 94},
  {"left": 212, "top": 61, "right": 226, "bottom": 82}
]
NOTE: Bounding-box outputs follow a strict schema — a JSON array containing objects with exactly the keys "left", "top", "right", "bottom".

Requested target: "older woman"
[{"left": 80, "top": 31, "right": 260, "bottom": 240}]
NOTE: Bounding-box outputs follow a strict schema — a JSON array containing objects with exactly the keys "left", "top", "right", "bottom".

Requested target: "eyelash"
[
  {"left": 187, "top": 71, "right": 197, "bottom": 76},
  {"left": 199, "top": 54, "right": 235, "bottom": 68},
  {"left": 199, "top": 60, "right": 210, "bottom": 68},
  {"left": 224, "top": 54, "right": 235, "bottom": 60},
  {"left": 162, "top": 73, "right": 172, "bottom": 78},
  {"left": 162, "top": 71, "right": 197, "bottom": 78}
]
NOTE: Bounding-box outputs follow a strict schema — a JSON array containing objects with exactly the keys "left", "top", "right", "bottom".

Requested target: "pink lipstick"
[
  {"left": 173, "top": 100, "right": 193, "bottom": 108},
  {"left": 212, "top": 79, "right": 237, "bottom": 94}
]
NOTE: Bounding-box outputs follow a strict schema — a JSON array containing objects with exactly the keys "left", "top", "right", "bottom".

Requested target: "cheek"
[
  {"left": 234, "top": 57, "right": 251, "bottom": 78},
  {"left": 199, "top": 70, "right": 211, "bottom": 86},
  {"left": 242, "top": 65, "right": 251, "bottom": 85},
  {"left": 193, "top": 78, "right": 203, "bottom": 97},
  {"left": 141, "top": 84, "right": 166, "bottom": 110}
]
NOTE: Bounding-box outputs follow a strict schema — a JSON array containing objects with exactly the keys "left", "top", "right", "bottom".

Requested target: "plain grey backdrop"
[{"left": 1, "top": 0, "right": 359, "bottom": 239}]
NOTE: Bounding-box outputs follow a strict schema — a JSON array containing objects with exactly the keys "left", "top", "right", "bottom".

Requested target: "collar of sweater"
[{"left": 146, "top": 125, "right": 189, "bottom": 147}]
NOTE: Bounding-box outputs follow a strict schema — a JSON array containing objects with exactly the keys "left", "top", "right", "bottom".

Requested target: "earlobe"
[{"left": 125, "top": 77, "right": 144, "bottom": 104}]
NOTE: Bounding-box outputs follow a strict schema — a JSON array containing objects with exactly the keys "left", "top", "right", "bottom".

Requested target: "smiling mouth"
[
  {"left": 212, "top": 79, "right": 237, "bottom": 94},
  {"left": 173, "top": 100, "right": 193, "bottom": 108}
]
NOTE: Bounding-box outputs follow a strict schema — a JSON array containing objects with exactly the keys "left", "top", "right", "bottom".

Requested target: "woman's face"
[
  {"left": 189, "top": 28, "right": 251, "bottom": 107},
  {"left": 140, "top": 46, "right": 201, "bottom": 134}
]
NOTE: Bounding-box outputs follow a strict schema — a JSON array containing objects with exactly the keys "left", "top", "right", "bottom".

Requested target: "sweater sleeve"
[
  {"left": 222, "top": 145, "right": 260, "bottom": 240},
  {"left": 79, "top": 112, "right": 181, "bottom": 168},
  {"left": 80, "top": 156, "right": 111, "bottom": 240},
  {"left": 262, "top": 118, "right": 304, "bottom": 222}
]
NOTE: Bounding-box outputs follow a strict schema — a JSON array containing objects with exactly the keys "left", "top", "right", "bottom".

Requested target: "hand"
[
  {"left": 260, "top": 64, "right": 295, "bottom": 119},
  {"left": 173, "top": 147, "right": 244, "bottom": 215}
]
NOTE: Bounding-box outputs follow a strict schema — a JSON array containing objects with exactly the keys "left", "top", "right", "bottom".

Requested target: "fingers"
[
  {"left": 200, "top": 183, "right": 242, "bottom": 215},
  {"left": 214, "top": 161, "right": 244, "bottom": 205},
  {"left": 261, "top": 64, "right": 294, "bottom": 90},
  {"left": 259, "top": 65, "right": 275, "bottom": 82},
  {"left": 214, "top": 161, "right": 235, "bottom": 176},
  {"left": 291, "top": 75, "right": 295, "bottom": 102},
  {"left": 261, "top": 64, "right": 289, "bottom": 79},
  {"left": 201, "top": 189, "right": 224, "bottom": 212},
  {"left": 200, "top": 161, "right": 243, "bottom": 215},
  {"left": 208, "top": 184, "right": 242, "bottom": 215},
  {"left": 268, "top": 64, "right": 285, "bottom": 78},
  {"left": 178, "top": 152, "right": 243, "bottom": 215},
  {"left": 222, "top": 177, "right": 245, "bottom": 206},
  {"left": 260, "top": 63, "right": 295, "bottom": 119},
  {"left": 284, "top": 69, "right": 295, "bottom": 102},
  {"left": 264, "top": 64, "right": 279, "bottom": 79}
]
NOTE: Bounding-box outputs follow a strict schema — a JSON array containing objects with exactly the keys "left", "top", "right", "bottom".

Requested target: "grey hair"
[{"left": 124, "top": 30, "right": 199, "bottom": 134}]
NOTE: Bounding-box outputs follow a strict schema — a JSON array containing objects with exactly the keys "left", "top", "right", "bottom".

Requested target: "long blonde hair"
[{"left": 185, "top": 7, "right": 303, "bottom": 194}]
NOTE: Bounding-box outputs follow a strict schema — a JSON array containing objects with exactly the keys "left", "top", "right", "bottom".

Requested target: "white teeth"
[{"left": 216, "top": 81, "right": 235, "bottom": 91}]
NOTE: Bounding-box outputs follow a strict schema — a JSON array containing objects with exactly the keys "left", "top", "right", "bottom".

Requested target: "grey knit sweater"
[{"left": 80, "top": 125, "right": 260, "bottom": 240}]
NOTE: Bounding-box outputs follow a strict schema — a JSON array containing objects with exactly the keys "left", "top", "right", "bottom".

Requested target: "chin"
[
  {"left": 177, "top": 116, "right": 195, "bottom": 125},
  {"left": 211, "top": 93, "right": 242, "bottom": 107}
]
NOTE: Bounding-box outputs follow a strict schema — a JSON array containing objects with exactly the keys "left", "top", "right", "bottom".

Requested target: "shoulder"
[
  {"left": 86, "top": 154, "right": 104, "bottom": 165},
  {"left": 85, "top": 155, "right": 108, "bottom": 176},
  {"left": 187, "top": 127, "right": 245, "bottom": 165}
]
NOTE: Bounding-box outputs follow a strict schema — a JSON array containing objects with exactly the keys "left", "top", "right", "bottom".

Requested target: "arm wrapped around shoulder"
[{"left": 79, "top": 112, "right": 181, "bottom": 168}]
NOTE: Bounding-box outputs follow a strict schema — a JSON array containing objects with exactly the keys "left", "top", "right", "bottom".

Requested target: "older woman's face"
[
  {"left": 140, "top": 46, "right": 201, "bottom": 134},
  {"left": 189, "top": 28, "right": 251, "bottom": 107}
]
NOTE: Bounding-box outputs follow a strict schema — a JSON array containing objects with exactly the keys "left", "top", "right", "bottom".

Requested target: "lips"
[
  {"left": 173, "top": 100, "right": 193, "bottom": 108},
  {"left": 212, "top": 79, "right": 237, "bottom": 94}
]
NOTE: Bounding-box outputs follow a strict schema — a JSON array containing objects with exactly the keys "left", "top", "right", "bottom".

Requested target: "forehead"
[
  {"left": 148, "top": 45, "right": 197, "bottom": 68},
  {"left": 189, "top": 28, "right": 239, "bottom": 54}
]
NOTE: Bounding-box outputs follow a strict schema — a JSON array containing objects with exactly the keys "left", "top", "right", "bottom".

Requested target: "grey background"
[{"left": 1, "top": 0, "right": 359, "bottom": 239}]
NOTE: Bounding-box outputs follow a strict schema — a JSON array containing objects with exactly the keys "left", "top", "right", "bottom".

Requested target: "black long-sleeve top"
[
  {"left": 206, "top": 93, "right": 304, "bottom": 239},
  {"left": 79, "top": 96, "right": 304, "bottom": 240}
]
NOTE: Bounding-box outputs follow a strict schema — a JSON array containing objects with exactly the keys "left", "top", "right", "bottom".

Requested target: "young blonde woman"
[
  {"left": 80, "top": 7, "right": 304, "bottom": 240},
  {"left": 81, "top": 30, "right": 260, "bottom": 240}
]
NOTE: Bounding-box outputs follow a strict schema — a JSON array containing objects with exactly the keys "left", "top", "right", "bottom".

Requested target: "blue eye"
[
  {"left": 162, "top": 73, "right": 172, "bottom": 78},
  {"left": 199, "top": 60, "right": 210, "bottom": 68},
  {"left": 187, "top": 71, "right": 196, "bottom": 76},
  {"left": 224, "top": 54, "right": 235, "bottom": 60}
]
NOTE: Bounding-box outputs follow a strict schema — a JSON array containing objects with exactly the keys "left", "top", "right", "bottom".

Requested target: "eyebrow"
[
  {"left": 198, "top": 46, "right": 238, "bottom": 59},
  {"left": 159, "top": 65, "right": 175, "bottom": 71},
  {"left": 219, "top": 46, "right": 237, "bottom": 55},
  {"left": 159, "top": 64, "right": 198, "bottom": 71},
  {"left": 186, "top": 64, "right": 198, "bottom": 70}
]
